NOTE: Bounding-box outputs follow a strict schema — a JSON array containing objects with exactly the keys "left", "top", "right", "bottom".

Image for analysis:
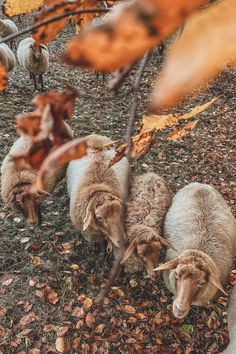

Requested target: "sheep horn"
[
  {"left": 153, "top": 258, "right": 179, "bottom": 271},
  {"left": 120, "top": 239, "right": 137, "bottom": 264},
  {"left": 158, "top": 236, "right": 177, "bottom": 251},
  {"left": 209, "top": 273, "right": 227, "bottom": 296}
]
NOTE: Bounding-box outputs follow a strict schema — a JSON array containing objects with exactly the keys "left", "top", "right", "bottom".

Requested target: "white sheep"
[
  {"left": 0, "top": 19, "right": 18, "bottom": 49},
  {"left": 17, "top": 37, "right": 49, "bottom": 90},
  {"left": 0, "top": 43, "right": 16, "bottom": 71},
  {"left": 154, "top": 182, "right": 236, "bottom": 319},
  {"left": 121, "top": 172, "right": 174, "bottom": 280},
  {"left": 221, "top": 285, "right": 236, "bottom": 354},
  {"left": 1, "top": 123, "right": 73, "bottom": 227},
  {"left": 67, "top": 134, "right": 130, "bottom": 257}
]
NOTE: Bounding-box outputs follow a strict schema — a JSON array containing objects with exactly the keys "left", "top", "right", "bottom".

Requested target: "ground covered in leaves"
[{"left": 0, "top": 11, "right": 235, "bottom": 354}]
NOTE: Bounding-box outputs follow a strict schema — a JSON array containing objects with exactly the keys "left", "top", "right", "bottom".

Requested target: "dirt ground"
[{"left": 0, "top": 10, "right": 235, "bottom": 354}]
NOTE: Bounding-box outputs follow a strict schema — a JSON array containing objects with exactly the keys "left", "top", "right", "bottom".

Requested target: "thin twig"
[
  {"left": 94, "top": 52, "right": 151, "bottom": 308},
  {"left": 0, "top": 8, "right": 110, "bottom": 45},
  {"left": 107, "top": 64, "right": 134, "bottom": 93}
]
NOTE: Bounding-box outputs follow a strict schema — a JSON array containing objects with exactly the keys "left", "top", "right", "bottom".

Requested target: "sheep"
[
  {"left": 221, "top": 285, "right": 236, "bottom": 354},
  {"left": 67, "top": 134, "right": 130, "bottom": 257},
  {"left": 0, "top": 43, "right": 16, "bottom": 71},
  {"left": 121, "top": 172, "right": 174, "bottom": 280},
  {"left": 0, "top": 19, "right": 18, "bottom": 49},
  {"left": 1, "top": 123, "right": 73, "bottom": 227},
  {"left": 154, "top": 182, "right": 236, "bottom": 319},
  {"left": 17, "top": 37, "right": 49, "bottom": 90}
]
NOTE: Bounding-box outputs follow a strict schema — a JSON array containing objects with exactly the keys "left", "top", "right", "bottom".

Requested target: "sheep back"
[
  {"left": 0, "top": 19, "right": 18, "bottom": 37},
  {"left": 0, "top": 43, "right": 16, "bottom": 71},
  {"left": 163, "top": 182, "right": 236, "bottom": 290}
]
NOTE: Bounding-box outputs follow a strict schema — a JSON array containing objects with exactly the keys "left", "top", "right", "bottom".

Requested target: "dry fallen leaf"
[
  {"left": 3, "top": 0, "right": 43, "bottom": 16},
  {"left": 0, "top": 64, "right": 8, "bottom": 92},
  {"left": 167, "top": 120, "right": 198, "bottom": 141},
  {"left": 55, "top": 337, "right": 65, "bottom": 353},
  {"left": 124, "top": 305, "right": 136, "bottom": 315},
  {"left": 65, "top": 0, "right": 208, "bottom": 71},
  {"left": 141, "top": 97, "right": 216, "bottom": 132},
  {"left": 47, "top": 288, "right": 59, "bottom": 305},
  {"left": 152, "top": 0, "right": 236, "bottom": 107},
  {"left": 19, "top": 312, "right": 36, "bottom": 326},
  {"left": 85, "top": 312, "right": 95, "bottom": 328},
  {"left": 56, "top": 326, "right": 69, "bottom": 337}
]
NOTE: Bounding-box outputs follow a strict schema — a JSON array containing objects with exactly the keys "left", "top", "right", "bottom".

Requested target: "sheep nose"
[
  {"left": 172, "top": 302, "right": 189, "bottom": 319},
  {"left": 27, "top": 218, "right": 39, "bottom": 228}
]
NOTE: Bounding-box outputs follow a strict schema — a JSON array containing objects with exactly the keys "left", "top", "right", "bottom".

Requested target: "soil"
[{"left": 0, "top": 9, "right": 235, "bottom": 354}]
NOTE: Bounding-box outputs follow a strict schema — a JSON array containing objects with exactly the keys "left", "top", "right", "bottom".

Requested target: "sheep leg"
[
  {"left": 32, "top": 74, "right": 38, "bottom": 90},
  {"left": 39, "top": 74, "right": 44, "bottom": 90}
]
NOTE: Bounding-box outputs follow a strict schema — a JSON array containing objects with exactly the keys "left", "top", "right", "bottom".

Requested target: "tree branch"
[{"left": 0, "top": 8, "right": 110, "bottom": 45}]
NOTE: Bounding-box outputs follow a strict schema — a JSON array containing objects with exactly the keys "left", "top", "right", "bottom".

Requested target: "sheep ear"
[
  {"left": 153, "top": 258, "right": 179, "bottom": 272},
  {"left": 209, "top": 274, "right": 227, "bottom": 296},
  {"left": 83, "top": 200, "right": 93, "bottom": 231},
  {"left": 158, "top": 236, "right": 176, "bottom": 251},
  {"left": 120, "top": 239, "right": 137, "bottom": 264}
]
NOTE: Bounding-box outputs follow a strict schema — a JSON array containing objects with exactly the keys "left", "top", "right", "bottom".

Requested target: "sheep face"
[
  {"left": 83, "top": 193, "right": 126, "bottom": 249},
  {"left": 31, "top": 44, "right": 42, "bottom": 61},
  {"left": 154, "top": 257, "right": 227, "bottom": 319},
  {"left": 121, "top": 230, "right": 175, "bottom": 280},
  {"left": 6, "top": 185, "right": 41, "bottom": 227}
]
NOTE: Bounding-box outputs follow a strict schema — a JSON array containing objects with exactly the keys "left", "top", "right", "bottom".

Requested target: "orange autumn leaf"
[
  {"left": 3, "top": 0, "right": 43, "bottom": 16},
  {"left": 0, "top": 64, "right": 8, "bottom": 92},
  {"left": 65, "top": 0, "right": 208, "bottom": 71},
  {"left": 109, "top": 130, "right": 155, "bottom": 167},
  {"left": 141, "top": 98, "right": 216, "bottom": 132},
  {"left": 167, "top": 120, "right": 198, "bottom": 141},
  {"left": 33, "top": 1, "right": 80, "bottom": 44},
  {"left": 73, "top": 0, "right": 103, "bottom": 33},
  {"left": 33, "top": 138, "right": 87, "bottom": 191},
  {"left": 152, "top": 0, "right": 236, "bottom": 107}
]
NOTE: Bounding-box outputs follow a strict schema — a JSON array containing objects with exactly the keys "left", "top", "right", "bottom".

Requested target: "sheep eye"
[
  {"left": 96, "top": 216, "right": 103, "bottom": 223},
  {"left": 175, "top": 271, "right": 179, "bottom": 279}
]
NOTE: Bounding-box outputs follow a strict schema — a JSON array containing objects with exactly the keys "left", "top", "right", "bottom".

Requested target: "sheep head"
[
  {"left": 5, "top": 184, "right": 42, "bottom": 227},
  {"left": 121, "top": 225, "right": 175, "bottom": 280},
  {"left": 83, "top": 192, "right": 126, "bottom": 250},
  {"left": 31, "top": 42, "right": 47, "bottom": 60},
  {"left": 154, "top": 255, "right": 227, "bottom": 319}
]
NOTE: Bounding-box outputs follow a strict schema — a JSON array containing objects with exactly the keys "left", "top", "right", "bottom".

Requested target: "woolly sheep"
[
  {"left": 221, "top": 285, "right": 236, "bottom": 354},
  {"left": 0, "top": 19, "right": 18, "bottom": 49},
  {"left": 154, "top": 182, "right": 236, "bottom": 319},
  {"left": 1, "top": 122, "right": 73, "bottom": 227},
  {"left": 67, "top": 134, "right": 130, "bottom": 257},
  {"left": 17, "top": 37, "right": 49, "bottom": 90},
  {"left": 0, "top": 43, "right": 16, "bottom": 71},
  {"left": 121, "top": 172, "right": 174, "bottom": 280}
]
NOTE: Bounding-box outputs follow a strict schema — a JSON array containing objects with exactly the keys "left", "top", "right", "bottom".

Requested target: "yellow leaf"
[
  {"left": 3, "top": 0, "right": 43, "bottom": 16},
  {"left": 70, "top": 264, "right": 80, "bottom": 270},
  {"left": 55, "top": 337, "right": 65, "bottom": 353},
  {"left": 167, "top": 120, "right": 198, "bottom": 141},
  {"left": 141, "top": 97, "right": 216, "bottom": 132},
  {"left": 152, "top": 0, "right": 236, "bottom": 107}
]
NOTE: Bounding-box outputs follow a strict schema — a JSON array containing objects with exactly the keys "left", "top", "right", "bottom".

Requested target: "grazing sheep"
[
  {"left": 0, "top": 43, "right": 16, "bottom": 71},
  {"left": 121, "top": 173, "right": 174, "bottom": 280},
  {"left": 1, "top": 123, "right": 73, "bottom": 227},
  {"left": 221, "top": 285, "right": 236, "bottom": 354},
  {"left": 154, "top": 182, "right": 236, "bottom": 319},
  {"left": 67, "top": 134, "right": 130, "bottom": 257},
  {"left": 0, "top": 19, "right": 18, "bottom": 49},
  {"left": 17, "top": 37, "right": 49, "bottom": 90}
]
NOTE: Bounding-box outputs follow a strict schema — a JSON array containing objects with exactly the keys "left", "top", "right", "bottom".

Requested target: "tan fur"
[
  {"left": 123, "top": 173, "right": 172, "bottom": 276},
  {"left": 159, "top": 182, "right": 236, "bottom": 317},
  {"left": 1, "top": 122, "right": 73, "bottom": 216},
  {"left": 67, "top": 134, "right": 130, "bottom": 250}
]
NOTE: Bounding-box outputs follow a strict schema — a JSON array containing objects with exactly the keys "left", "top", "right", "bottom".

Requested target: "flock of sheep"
[
  {"left": 0, "top": 11, "right": 236, "bottom": 354},
  {"left": 0, "top": 18, "right": 49, "bottom": 89},
  {"left": 1, "top": 131, "right": 236, "bottom": 353}
]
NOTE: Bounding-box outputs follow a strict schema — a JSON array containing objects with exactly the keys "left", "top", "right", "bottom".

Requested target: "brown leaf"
[
  {"left": 32, "top": 138, "right": 87, "bottom": 192},
  {"left": 124, "top": 305, "right": 136, "bottom": 315},
  {"left": 85, "top": 312, "right": 95, "bottom": 328},
  {"left": 55, "top": 337, "right": 65, "bottom": 353},
  {"left": 19, "top": 312, "right": 36, "bottom": 326},
  {"left": 167, "top": 120, "right": 198, "bottom": 141},
  {"left": 72, "top": 306, "right": 84, "bottom": 318},
  {"left": 65, "top": 0, "right": 208, "bottom": 71},
  {"left": 72, "top": 337, "right": 81, "bottom": 349},
  {"left": 83, "top": 297, "right": 93, "bottom": 309},
  {"left": 3, "top": 0, "right": 43, "bottom": 16},
  {"left": 47, "top": 288, "right": 59, "bottom": 305},
  {"left": 2, "top": 277, "right": 13, "bottom": 286},
  {"left": 56, "top": 326, "right": 69, "bottom": 337},
  {"left": 0, "top": 306, "right": 7, "bottom": 317},
  {"left": 95, "top": 323, "right": 105, "bottom": 334},
  {"left": 0, "top": 326, "right": 5, "bottom": 337},
  {"left": 152, "top": 0, "right": 236, "bottom": 107},
  {"left": 109, "top": 130, "right": 155, "bottom": 167},
  {"left": 0, "top": 64, "right": 8, "bottom": 92},
  {"left": 73, "top": 0, "right": 102, "bottom": 33},
  {"left": 141, "top": 98, "right": 217, "bottom": 132}
]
